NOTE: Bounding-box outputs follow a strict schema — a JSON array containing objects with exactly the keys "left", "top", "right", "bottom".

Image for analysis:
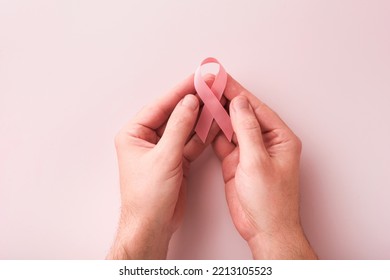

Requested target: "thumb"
[
  {"left": 156, "top": 94, "right": 199, "bottom": 161},
  {"left": 230, "top": 96, "right": 268, "bottom": 163}
]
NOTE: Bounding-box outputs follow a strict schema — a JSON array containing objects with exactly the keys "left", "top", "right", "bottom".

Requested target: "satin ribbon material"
[{"left": 194, "top": 58, "right": 233, "bottom": 143}]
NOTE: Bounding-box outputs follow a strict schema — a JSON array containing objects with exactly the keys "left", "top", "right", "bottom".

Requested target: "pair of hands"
[{"left": 107, "top": 74, "right": 317, "bottom": 260}]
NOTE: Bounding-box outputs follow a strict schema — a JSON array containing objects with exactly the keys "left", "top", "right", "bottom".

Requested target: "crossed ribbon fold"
[{"left": 194, "top": 57, "right": 233, "bottom": 143}]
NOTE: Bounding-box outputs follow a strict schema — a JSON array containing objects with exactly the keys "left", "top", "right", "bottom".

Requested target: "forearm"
[
  {"left": 248, "top": 227, "right": 317, "bottom": 260},
  {"left": 106, "top": 215, "right": 172, "bottom": 260}
]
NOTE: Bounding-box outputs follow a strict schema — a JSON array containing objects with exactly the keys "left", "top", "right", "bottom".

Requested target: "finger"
[
  {"left": 156, "top": 94, "right": 199, "bottom": 160},
  {"left": 118, "top": 74, "right": 197, "bottom": 144},
  {"left": 224, "top": 74, "right": 292, "bottom": 134},
  {"left": 230, "top": 96, "right": 268, "bottom": 162},
  {"left": 223, "top": 74, "right": 261, "bottom": 109},
  {"left": 136, "top": 73, "right": 216, "bottom": 131},
  {"left": 133, "top": 73, "right": 197, "bottom": 130},
  {"left": 183, "top": 84, "right": 226, "bottom": 162},
  {"left": 155, "top": 74, "right": 216, "bottom": 139},
  {"left": 183, "top": 120, "right": 220, "bottom": 162},
  {"left": 212, "top": 131, "right": 235, "bottom": 161}
]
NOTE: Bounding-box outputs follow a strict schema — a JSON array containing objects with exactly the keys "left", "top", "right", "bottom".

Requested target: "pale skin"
[{"left": 106, "top": 74, "right": 317, "bottom": 260}]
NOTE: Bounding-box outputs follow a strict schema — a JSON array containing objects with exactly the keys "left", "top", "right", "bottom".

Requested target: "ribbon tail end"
[{"left": 194, "top": 124, "right": 208, "bottom": 143}]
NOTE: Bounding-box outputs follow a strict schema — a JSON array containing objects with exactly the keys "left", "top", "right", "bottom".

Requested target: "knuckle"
[
  {"left": 291, "top": 135, "right": 302, "bottom": 154},
  {"left": 114, "top": 125, "right": 138, "bottom": 150},
  {"left": 114, "top": 131, "right": 126, "bottom": 149}
]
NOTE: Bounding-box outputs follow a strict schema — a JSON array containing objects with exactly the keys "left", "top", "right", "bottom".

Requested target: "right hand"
[{"left": 213, "top": 75, "right": 317, "bottom": 259}]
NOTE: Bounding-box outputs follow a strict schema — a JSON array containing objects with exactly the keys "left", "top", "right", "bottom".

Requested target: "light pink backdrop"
[{"left": 1, "top": 0, "right": 390, "bottom": 259}]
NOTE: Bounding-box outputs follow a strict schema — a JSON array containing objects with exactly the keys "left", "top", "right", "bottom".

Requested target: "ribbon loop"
[{"left": 194, "top": 58, "right": 233, "bottom": 143}]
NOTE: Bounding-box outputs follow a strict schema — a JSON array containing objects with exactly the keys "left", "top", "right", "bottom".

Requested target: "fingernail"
[
  {"left": 233, "top": 96, "right": 249, "bottom": 111},
  {"left": 182, "top": 95, "right": 198, "bottom": 110}
]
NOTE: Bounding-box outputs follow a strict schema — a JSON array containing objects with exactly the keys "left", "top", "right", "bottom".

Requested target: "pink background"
[{"left": 1, "top": 0, "right": 390, "bottom": 259}]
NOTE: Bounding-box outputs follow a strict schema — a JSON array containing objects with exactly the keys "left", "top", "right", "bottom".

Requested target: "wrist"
[
  {"left": 248, "top": 226, "right": 317, "bottom": 260},
  {"left": 107, "top": 212, "right": 173, "bottom": 260}
]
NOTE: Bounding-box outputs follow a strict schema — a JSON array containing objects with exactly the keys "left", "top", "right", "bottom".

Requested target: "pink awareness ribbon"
[{"left": 194, "top": 57, "right": 233, "bottom": 143}]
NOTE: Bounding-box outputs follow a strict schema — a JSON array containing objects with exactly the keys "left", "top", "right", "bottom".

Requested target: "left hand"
[{"left": 107, "top": 74, "right": 219, "bottom": 259}]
